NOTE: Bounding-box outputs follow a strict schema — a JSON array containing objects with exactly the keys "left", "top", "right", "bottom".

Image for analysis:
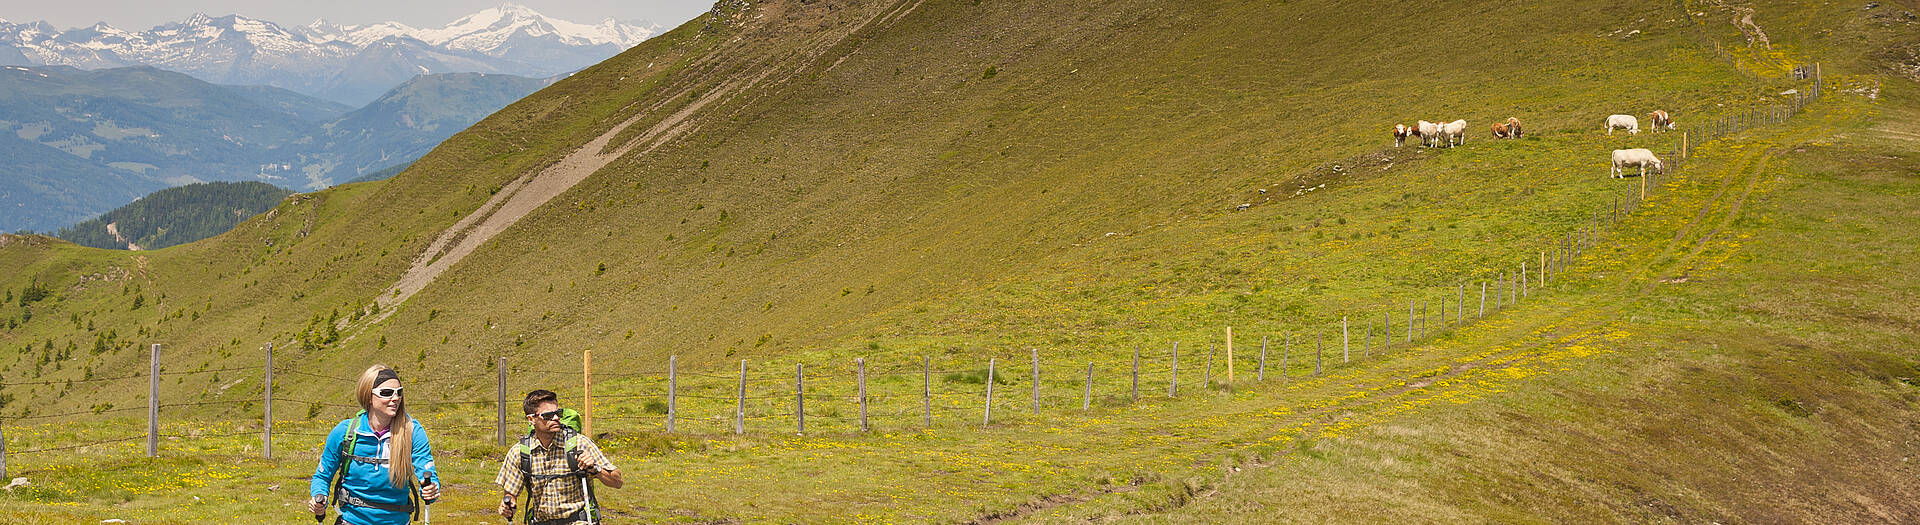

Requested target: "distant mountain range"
[
  {"left": 0, "top": 3, "right": 659, "bottom": 105},
  {"left": 0, "top": 65, "right": 552, "bottom": 232}
]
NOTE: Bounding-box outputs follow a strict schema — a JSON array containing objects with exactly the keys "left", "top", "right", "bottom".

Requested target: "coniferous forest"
[{"left": 54, "top": 181, "right": 292, "bottom": 250}]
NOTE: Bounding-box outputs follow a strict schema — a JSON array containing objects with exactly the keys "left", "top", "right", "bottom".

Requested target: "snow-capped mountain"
[{"left": 0, "top": 3, "right": 659, "bottom": 105}]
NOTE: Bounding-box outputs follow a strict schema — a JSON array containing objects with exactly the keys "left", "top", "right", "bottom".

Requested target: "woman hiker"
[{"left": 309, "top": 365, "right": 441, "bottom": 524}]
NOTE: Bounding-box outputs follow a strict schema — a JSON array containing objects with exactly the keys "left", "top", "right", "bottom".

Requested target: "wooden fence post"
[
  {"left": 264, "top": 342, "right": 273, "bottom": 460},
  {"left": 0, "top": 400, "right": 6, "bottom": 479},
  {"left": 1031, "top": 349, "right": 1041, "bottom": 414},
  {"left": 498, "top": 357, "right": 507, "bottom": 446},
  {"left": 1083, "top": 362, "right": 1093, "bottom": 411},
  {"left": 796, "top": 363, "right": 805, "bottom": 434},
  {"left": 1258, "top": 336, "right": 1268, "bottom": 381},
  {"left": 1204, "top": 345, "right": 1214, "bottom": 388},
  {"left": 1281, "top": 335, "right": 1291, "bottom": 380},
  {"left": 1522, "top": 262, "right": 1529, "bottom": 299},
  {"left": 923, "top": 355, "right": 931, "bottom": 429},
  {"left": 858, "top": 358, "right": 868, "bottom": 432},
  {"left": 1422, "top": 299, "right": 1430, "bottom": 339},
  {"left": 1131, "top": 345, "right": 1140, "bottom": 401},
  {"left": 1480, "top": 281, "right": 1487, "bottom": 318},
  {"left": 667, "top": 355, "right": 677, "bottom": 433},
  {"left": 1226, "top": 327, "right": 1235, "bottom": 385},
  {"left": 1457, "top": 283, "right": 1465, "bottom": 327},
  {"left": 148, "top": 343, "right": 159, "bottom": 458},
  {"left": 1364, "top": 320, "right": 1373, "bottom": 358},
  {"left": 984, "top": 358, "right": 996, "bottom": 426},
  {"left": 1382, "top": 312, "right": 1390, "bottom": 353},
  {"left": 583, "top": 347, "right": 592, "bottom": 437},
  {"left": 738, "top": 359, "right": 748, "bottom": 435},
  {"left": 1314, "top": 333, "right": 1323, "bottom": 376}
]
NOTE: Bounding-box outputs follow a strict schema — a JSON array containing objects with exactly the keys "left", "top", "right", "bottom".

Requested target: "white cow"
[
  {"left": 1417, "top": 120, "right": 1441, "bottom": 147},
  {"left": 1440, "top": 119, "right": 1467, "bottom": 147},
  {"left": 1606, "top": 114, "right": 1640, "bottom": 135},
  {"left": 1611, "top": 148, "right": 1663, "bottom": 178}
]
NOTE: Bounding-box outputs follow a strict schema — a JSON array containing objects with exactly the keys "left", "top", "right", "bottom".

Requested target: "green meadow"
[{"left": 2, "top": 0, "right": 1916, "bottom": 522}]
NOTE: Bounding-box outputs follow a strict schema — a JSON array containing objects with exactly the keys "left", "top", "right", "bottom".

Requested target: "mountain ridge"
[
  {"left": 0, "top": 3, "right": 659, "bottom": 105},
  {"left": 0, "top": 65, "right": 549, "bottom": 231}
]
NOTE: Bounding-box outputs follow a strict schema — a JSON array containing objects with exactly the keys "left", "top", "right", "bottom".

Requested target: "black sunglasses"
[
  {"left": 532, "top": 409, "right": 562, "bottom": 421},
  {"left": 372, "top": 387, "right": 403, "bottom": 399}
]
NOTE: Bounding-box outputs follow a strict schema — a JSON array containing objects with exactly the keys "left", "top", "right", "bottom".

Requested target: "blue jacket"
[{"left": 309, "top": 413, "right": 438, "bottom": 525}]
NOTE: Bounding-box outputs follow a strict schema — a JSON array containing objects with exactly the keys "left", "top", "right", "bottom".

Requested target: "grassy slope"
[{"left": 2, "top": 0, "right": 1916, "bottom": 522}]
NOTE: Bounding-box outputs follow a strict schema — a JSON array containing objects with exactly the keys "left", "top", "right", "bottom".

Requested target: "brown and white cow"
[
  {"left": 1648, "top": 110, "right": 1674, "bottom": 132},
  {"left": 1506, "top": 117, "right": 1523, "bottom": 138},
  {"left": 1491, "top": 122, "right": 1512, "bottom": 139},
  {"left": 1394, "top": 124, "right": 1413, "bottom": 147}
]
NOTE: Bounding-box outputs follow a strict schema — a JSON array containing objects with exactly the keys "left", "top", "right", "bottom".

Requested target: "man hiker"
[{"left": 498, "top": 389, "right": 624, "bottom": 524}]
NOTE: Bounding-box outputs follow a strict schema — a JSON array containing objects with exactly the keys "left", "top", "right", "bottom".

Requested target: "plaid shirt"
[{"left": 496, "top": 431, "right": 616, "bottom": 522}]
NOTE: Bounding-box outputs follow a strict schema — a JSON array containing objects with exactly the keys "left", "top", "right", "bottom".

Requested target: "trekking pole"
[
  {"left": 419, "top": 473, "right": 436, "bottom": 525},
  {"left": 580, "top": 473, "right": 596, "bottom": 525},
  {"left": 312, "top": 495, "right": 326, "bottom": 523}
]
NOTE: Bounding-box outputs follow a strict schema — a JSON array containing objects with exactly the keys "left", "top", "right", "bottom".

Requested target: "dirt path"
[{"left": 367, "top": 70, "right": 771, "bottom": 324}]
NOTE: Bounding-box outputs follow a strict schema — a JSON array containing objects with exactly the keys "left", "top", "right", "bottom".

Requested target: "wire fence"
[{"left": 0, "top": 52, "right": 1827, "bottom": 479}]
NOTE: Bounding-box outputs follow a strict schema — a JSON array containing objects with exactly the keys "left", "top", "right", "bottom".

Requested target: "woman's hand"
[
  {"left": 498, "top": 498, "right": 516, "bottom": 519},
  {"left": 420, "top": 480, "right": 440, "bottom": 501},
  {"left": 307, "top": 496, "right": 326, "bottom": 516}
]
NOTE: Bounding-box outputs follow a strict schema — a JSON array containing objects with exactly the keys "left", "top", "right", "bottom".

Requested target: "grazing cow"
[
  {"left": 1441, "top": 119, "right": 1467, "bottom": 147},
  {"left": 1417, "top": 120, "right": 1441, "bottom": 147},
  {"left": 1610, "top": 148, "right": 1664, "bottom": 178},
  {"left": 1491, "top": 122, "right": 1512, "bottom": 138},
  {"left": 1606, "top": 114, "right": 1640, "bottom": 135},
  {"left": 1506, "top": 117, "right": 1523, "bottom": 138},
  {"left": 1393, "top": 124, "right": 1412, "bottom": 147},
  {"left": 1648, "top": 110, "right": 1674, "bottom": 132}
]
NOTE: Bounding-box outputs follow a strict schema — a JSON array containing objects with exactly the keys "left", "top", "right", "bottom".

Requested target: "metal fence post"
[
  {"left": 737, "top": 359, "right": 747, "bottom": 435},
  {"left": 796, "top": 363, "right": 805, "bottom": 434},
  {"left": 148, "top": 343, "right": 159, "bottom": 458},
  {"left": 498, "top": 357, "right": 507, "bottom": 446},
  {"left": 667, "top": 355, "right": 677, "bottom": 434},
  {"left": 858, "top": 358, "right": 868, "bottom": 432},
  {"left": 1031, "top": 349, "right": 1041, "bottom": 414},
  {"left": 923, "top": 355, "right": 932, "bottom": 429},
  {"left": 264, "top": 342, "right": 273, "bottom": 460},
  {"left": 1083, "top": 362, "right": 1093, "bottom": 411},
  {"left": 1314, "top": 333, "right": 1323, "bottom": 376},
  {"left": 984, "top": 358, "right": 996, "bottom": 426},
  {"left": 1258, "top": 336, "right": 1268, "bottom": 381}
]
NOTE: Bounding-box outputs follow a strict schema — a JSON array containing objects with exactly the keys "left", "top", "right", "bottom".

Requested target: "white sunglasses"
[{"left": 372, "top": 387, "right": 404, "bottom": 399}]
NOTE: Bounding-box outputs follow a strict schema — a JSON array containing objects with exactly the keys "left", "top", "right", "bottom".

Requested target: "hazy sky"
[{"left": 0, "top": 1, "right": 711, "bottom": 31}]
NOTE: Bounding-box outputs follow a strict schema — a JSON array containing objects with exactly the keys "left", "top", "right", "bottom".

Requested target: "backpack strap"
[
  {"left": 515, "top": 436, "right": 539, "bottom": 525},
  {"left": 330, "top": 411, "right": 422, "bottom": 523},
  {"left": 563, "top": 431, "right": 599, "bottom": 524},
  {"left": 327, "top": 411, "right": 366, "bottom": 507}
]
